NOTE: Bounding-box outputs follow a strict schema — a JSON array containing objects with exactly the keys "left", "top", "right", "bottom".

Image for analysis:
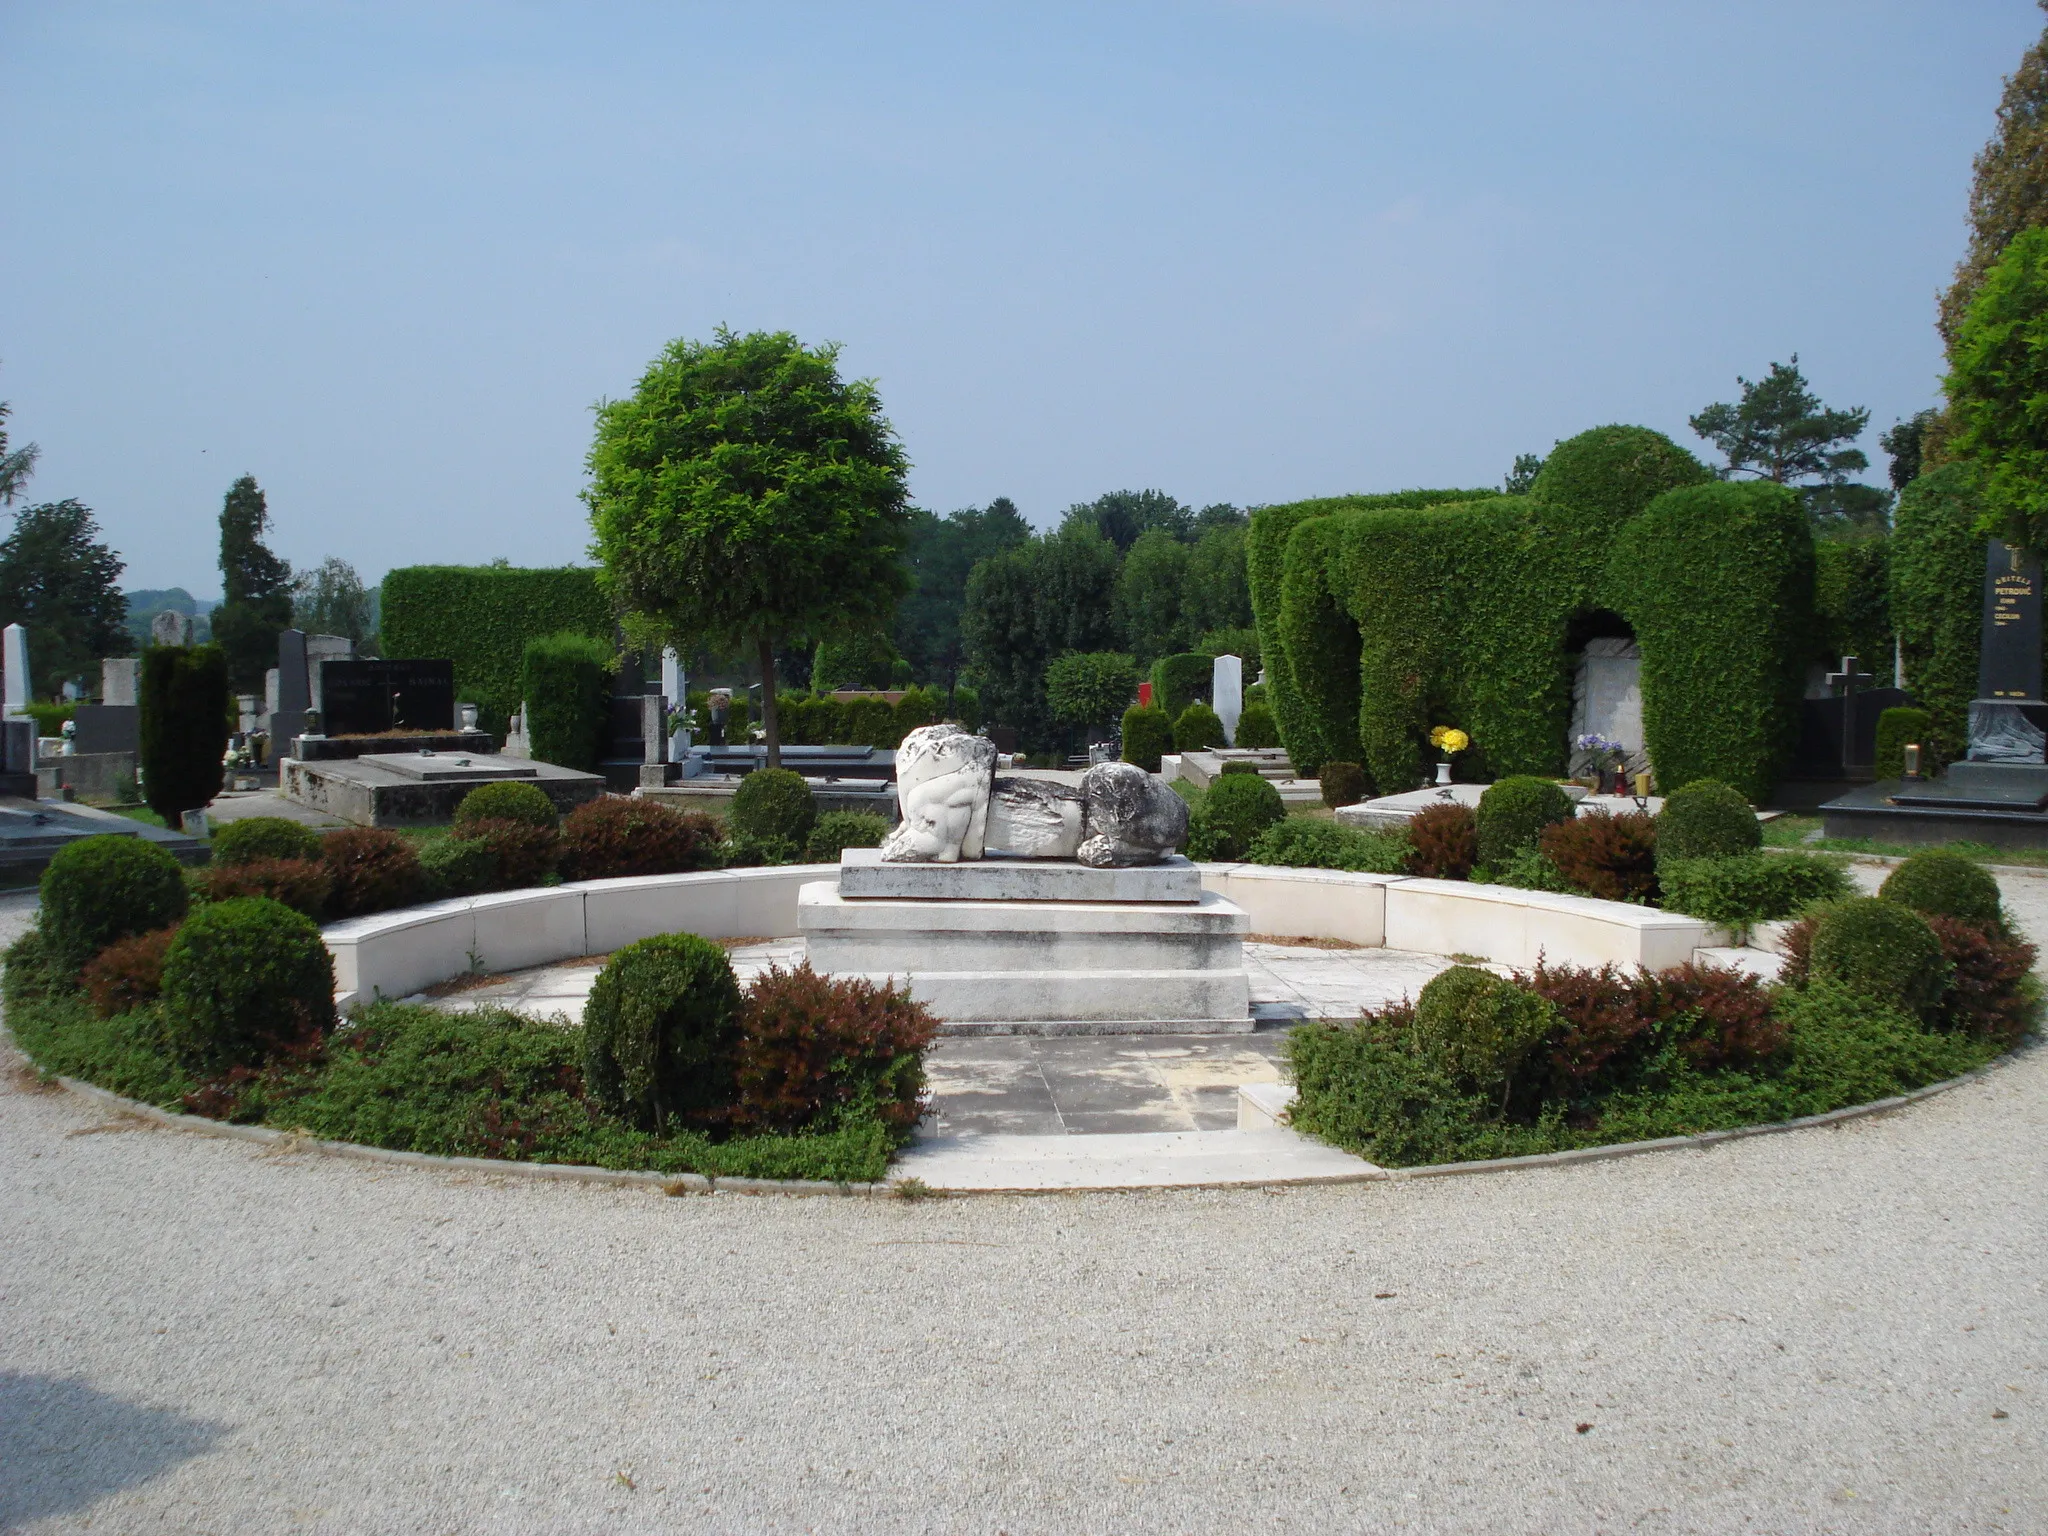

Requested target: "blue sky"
[{"left": 1, "top": 2, "right": 2040, "bottom": 594}]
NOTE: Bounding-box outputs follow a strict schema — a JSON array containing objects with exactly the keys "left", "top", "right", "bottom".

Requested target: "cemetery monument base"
[{"left": 282, "top": 749, "right": 604, "bottom": 827}]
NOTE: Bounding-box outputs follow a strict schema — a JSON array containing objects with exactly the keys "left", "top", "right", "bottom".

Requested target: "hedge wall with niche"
[
  {"left": 1252, "top": 427, "right": 1833, "bottom": 803},
  {"left": 382, "top": 566, "right": 615, "bottom": 739},
  {"left": 1890, "top": 464, "right": 1986, "bottom": 769},
  {"left": 1811, "top": 538, "right": 1894, "bottom": 681},
  {"left": 1246, "top": 489, "right": 1498, "bottom": 779}
]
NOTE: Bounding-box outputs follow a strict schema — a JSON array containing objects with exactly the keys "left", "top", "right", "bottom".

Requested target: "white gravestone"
[
  {"left": 1212, "top": 654, "right": 1243, "bottom": 746},
  {"left": 661, "top": 647, "right": 690, "bottom": 757},
  {"left": 102, "top": 657, "right": 139, "bottom": 707},
  {"left": 1571, "top": 637, "right": 1646, "bottom": 772},
  {"left": 2, "top": 624, "right": 27, "bottom": 720},
  {"left": 304, "top": 634, "right": 354, "bottom": 718},
  {"left": 880, "top": 723, "right": 996, "bottom": 863}
]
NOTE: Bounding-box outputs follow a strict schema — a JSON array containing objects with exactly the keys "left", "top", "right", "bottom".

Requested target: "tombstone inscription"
[
  {"left": 319, "top": 660, "right": 456, "bottom": 736},
  {"left": 1968, "top": 540, "right": 2048, "bottom": 764}
]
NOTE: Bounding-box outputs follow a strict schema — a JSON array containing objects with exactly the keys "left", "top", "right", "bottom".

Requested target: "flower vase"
[{"left": 1435, "top": 761, "right": 1453, "bottom": 786}]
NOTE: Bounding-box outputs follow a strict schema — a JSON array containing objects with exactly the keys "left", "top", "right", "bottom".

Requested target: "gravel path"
[{"left": 3, "top": 865, "right": 2046, "bottom": 1531}]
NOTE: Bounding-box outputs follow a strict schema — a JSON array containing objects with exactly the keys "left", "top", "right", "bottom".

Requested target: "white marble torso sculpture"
[{"left": 880, "top": 723, "right": 997, "bottom": 863}]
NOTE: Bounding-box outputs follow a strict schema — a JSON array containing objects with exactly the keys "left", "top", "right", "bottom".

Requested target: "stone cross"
[
  {"left": 1826, "top": 654, "right": 1876, "bottom": 771},
  {"left": 2, "top": 624, "right": 28, "bottom": 720},
  {"left": 1212, "top": 655, "right": 1243, "bottom": 746}
]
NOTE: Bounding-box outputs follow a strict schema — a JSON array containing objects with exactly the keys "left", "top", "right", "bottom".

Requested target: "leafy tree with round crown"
[{"left": 585, "top": 329, "right": 911, "bottom": 769}]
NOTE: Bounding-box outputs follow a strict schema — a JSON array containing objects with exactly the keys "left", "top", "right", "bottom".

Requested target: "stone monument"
[
  {"left": 1212, "top": 654, "right": 1243, "bottom": 746},
  {"left": 102, "top": 658, "right": 138, "bottom": 707},
  {"left": 269, "top": 629, "right": 311, "bottom": 749},
  {"left": 2, "top": 624, "right": 27, "bottom": 720},
  {"left": 799, "top": 724, "right": 1246, "bottom": 1031}
]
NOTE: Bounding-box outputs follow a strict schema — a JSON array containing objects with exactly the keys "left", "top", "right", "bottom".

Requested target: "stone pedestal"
[{"left": 799, "top": 853, "right": 1251, "bottom": 1035}]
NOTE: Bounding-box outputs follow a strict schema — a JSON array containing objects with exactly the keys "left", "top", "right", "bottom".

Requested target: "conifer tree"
[{"left": 208, "top": 475, "right": 294, "bottom": 688}]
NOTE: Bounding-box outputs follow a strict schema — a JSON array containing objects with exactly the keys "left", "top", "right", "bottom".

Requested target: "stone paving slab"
[{"left": 890, "top": 1127, "right": 1379, "bottom": 1190}]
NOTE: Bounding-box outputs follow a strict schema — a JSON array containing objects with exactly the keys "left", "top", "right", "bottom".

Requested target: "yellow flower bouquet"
[{"left": 1428, "top": 725, "right": 1469, "bottom": 757}]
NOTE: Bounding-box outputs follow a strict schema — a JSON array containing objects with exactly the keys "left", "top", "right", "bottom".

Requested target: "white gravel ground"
[{"left": 3, "top": 864, "right": 2047, "bottom": 1532}]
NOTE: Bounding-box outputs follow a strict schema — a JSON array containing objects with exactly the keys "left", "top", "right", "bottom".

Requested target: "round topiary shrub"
[
  {"left": 1527, "top": 424, "right": 1713, "bottom": 523},
  {"left": 417, "top": 835, "right": 499, "bottom": 899},
  {"left": 1410, "top": 965, "right": 1559, "bottom": 1093},
  {"left": 1173, "top": 702, "right": 1227, "bottom": 753},
  {"left": 1879, "top": 848, "right": 2003, "bottom": 931},
  {"left": 1319, "top": 761, "right": 1367, "bottom": 809},
  {"left": 456, "top": 819, "right": 561, "bottom": 889},
  {"left": 1190, "top": 772, "right": 1285, "bottom": 860},
  {"left": 729, "top": 767, "right": 816, "bottom": 847},
  {"left": 582, "top": 933, "right": 743, "bottom": 1131},
  {"left": 1120, "top": 705, "right": 1174, "bottom": 772},
  {"left": 1403, "top": 802, "right": 1477, "bottom": 880},
  {"left": 1655, "top": 779, "right": 1761, "bottom": 862},
  {"left": 1475, "top": 777, "right": 1577, "bottom": 870},
  {"left": 1807, "top": 897, "right": 1950, "bottom": 1016},
  {"left": 1234, "top": 701, "right": 1281, "bottom": 750},
  {"left": 558, "top": 796, "right": 723, "bottom": 881},
  {"left": 803, "top": 810, "right": 891, "bottom": 862},
  {"left": 210, "top": 815, "right": 324, "bottom": 867},
  {"left": 40, "top": 834, "right": 190, "bottom": 974},
  {"left": 452, "top": 780, "right": 559, "bottom": 832},
  {"left": 159, "top": 896, "right": 336, "bottom": 1072},
  {"left": 321, "top": 827, "right": 429, "bottom": 917}
]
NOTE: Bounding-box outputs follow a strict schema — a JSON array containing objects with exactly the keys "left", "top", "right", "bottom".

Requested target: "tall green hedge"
[
  {"left": 1246, "top": 489, "right": 1497, "bottom": 780},
  {"left": 140, "top": 644, "right": 230, "bottom": 823},
  {"left": 1611, "top": 481, "right": 1813, "bottom": 800},
  {"left": 382, "top": 566, "right": 614, "bottom": 738},
  {"left": 1890, "top": 465, "right": 1984, "bottom": 769},
  {"left": 522, "top": 631, "right": 614, "bottom": 771},
  {"left": 1812, "top": 539, "right": 1893, "bottom": 679},
  {"left": 1249, "top": 429, "right": 1831, "bottom": 802}
]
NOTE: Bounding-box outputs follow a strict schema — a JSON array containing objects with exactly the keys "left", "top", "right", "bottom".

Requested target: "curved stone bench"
[{"left": 324, "top": 862, "right": 1728, "bottom": 1012}]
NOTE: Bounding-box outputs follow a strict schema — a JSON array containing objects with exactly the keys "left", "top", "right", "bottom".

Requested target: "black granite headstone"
[
  {"left": 1979, "top": 540, "right": 2043, "bottom": 702},
  {"left": 320, "top": 660, "right": 456, "bottom": 735},
  {"left": 268, "top": 629, "right": 309, "bottom": 745},
  {"left": 70, "top": 704, "right": 139, "bottom": 755}
]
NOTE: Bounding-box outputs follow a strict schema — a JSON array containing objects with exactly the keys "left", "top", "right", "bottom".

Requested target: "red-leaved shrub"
[
  {"left": 1539, "top": 811, "right": 1658, "bottom": 903},
  {"left": 80, "top": 925, "right": 179, "bottom": 1018},
  {"left": 1404, "top": 802, "right": 1477, "bottom": 880},
  {"left": 192, "top": 856, "right": 333, "bottom": 920},
  {"left": 1926, "top": 914, "right": 2038, "bottom": 1044},
  {"left": 321, "top": 828, "right": 428, "bottom": 917},
  {"left": 732, "top": 963, "right": 939, "bottom": 1136},
  {"left": 1524, "top": 961, "right": 1650, "bottom": 1090},
  {"left": 1776, "top": 914, "right": 1819, "bottom": 987},
  {"left": 557, "top": 796, "right": 722, "bottom": 881},
  {"left": 1643, "top": 961, "right": 1784, "bottom": 1070},
  {"left": 459, "top": 819, "right": 560, "bottom": 889}
]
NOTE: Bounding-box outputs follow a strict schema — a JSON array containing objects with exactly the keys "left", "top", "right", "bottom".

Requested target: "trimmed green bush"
[
  {"left": 1151, "top": 653, "right": 1212, "bottom": 719},
  {"left": 1121, "top": 706, "right": 1174, "bottom": 772},
  {"left": 453, "top": 779, "right": 559, "bottom": 831},
  {"left": 40, "top": 835, "right": 189, "bottom": 974},
  {"left": 139, "top": 643, "right": 230, "bottom": 824},
  {"left": 1186, "top": 772, "right": 1284, "bottom": 861},
  {"left": 381, "top": 565, "right": 613, "bottom": 739},
  {"left": 1889, "top": 465, "right": 1982, "bottom": 768},
  {"left": 456, "top": 820, "right": 559, "bottom": 889},
  {"left": 1879, "top": 848, "right": 2003, "bottom": 930},
  {"left": 521, "top": 631, "right": 613, "bottom": 772},
  {"left": 1173, "top": 702, "right": 1227, "bottom": 752},
  {"left": 1245, "top": 817, "right": 1409, "bottom": 874},
  {"left": 1873, "top": 706, "right": 1934, "bottom": 780},
  {"left": 1045, "top": 651, "right": 1139, "bottom": 732},
  {"left": 1656, "top": 779, "right": 1760, "bottom": 862},
  {"left": 1410, "top": 966, "right": 1558, "bottom": 1096},
  {"left": 729, "top": 768, "right": 816, "bottom": 847},
  {"left": 804, "top": 810, "right": 890, "bottom": 861},
  {"left": 1657, "top": 852, "right": 1850, "bottom": 927},
  {"left": 418, "top": 835, "right": 499, "bottom": 898},
  {"left": 1234, "top": 701, "right": 1280, "bottom": 749},
  {"left": 1475, "top": 776, "right": 1576, "bottom": 869},
  {"left": 1218, "top": 761, "right": 1263, "bottom": 777},
  {"left": 582, "top": 933, "right": 743, "bottom": 1131},
  {"left": 720, "top": 831, "right": 801, "bottom": 868},
  {"left": 1807, "top": 898, "right": 1950, "bottom": 1015},
  {"left": 159, "top": 897, "right": 336, "bottom": 1072},
  {"left": 1319, "top": 761, "right": 1366, "bottom": 809},
  {"left": 1528, "top": 424, "right": 1716, "bottom": 524},
  {"left": 557, "top": 797, "right": 723, "bottom": 880},
  {"left": 1812, "top": 540, "right": 1893, "bottom": 687},
  {"left": 211, "top": 816, "right": 323, "bottom": 867}
]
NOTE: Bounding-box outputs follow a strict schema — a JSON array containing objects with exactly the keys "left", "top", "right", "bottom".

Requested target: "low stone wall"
[{"left": 323, "top": 862, "right": 1728, "bottom": 1012}]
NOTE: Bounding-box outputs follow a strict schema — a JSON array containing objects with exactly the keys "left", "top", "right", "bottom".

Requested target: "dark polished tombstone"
[
  {"left": 319, "top": 660, "right": 456, "bottom": 736},
  {"left": 1824, "top": 539, "right": 2048, "bottom": 844},
  {"left": 70, "top": 703, "right": 139, "bottom": 756},
  {"left": 268, "top": 629, "right": 310, "bottom": 747}
]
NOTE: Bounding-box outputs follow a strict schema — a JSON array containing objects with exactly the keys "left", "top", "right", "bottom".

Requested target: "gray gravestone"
[
  {"left": 1968, "top": 540, "right": 2047, "bottom": 763},
  {"left": 305, "top": 635, "right": 355, "bottom": 717},
  {"left": 270, "top": 629, "right": 310, "bottom": 746},
  {"left": 101, "top": 657, "right": 138, "bottom": 706},
  {"left": 150, "top": 610, "right": 194, "bottom": 647}
]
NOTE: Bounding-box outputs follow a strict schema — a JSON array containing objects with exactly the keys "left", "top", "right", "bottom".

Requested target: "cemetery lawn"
[
  {"left": 1761, "top": 814, "right": 2048, "bottom": 868},
  {"left": 109, "top": 806, "right": 171, "bottom": 829},
  {"left": 6, "top": 995, "right": 899, "bottom": 1184}
]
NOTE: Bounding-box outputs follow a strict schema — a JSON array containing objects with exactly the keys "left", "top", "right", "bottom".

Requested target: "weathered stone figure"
[
  {"left": 1076, "top": 760, "right": 1187, "bottom": 867},
  {"left": 880, "top": 723, "right": 997, "bottom": 863}
]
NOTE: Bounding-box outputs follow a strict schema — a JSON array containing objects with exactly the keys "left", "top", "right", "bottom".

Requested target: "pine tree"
[{"left": 208, "top": 475, "right": 293, "bottom": 689}]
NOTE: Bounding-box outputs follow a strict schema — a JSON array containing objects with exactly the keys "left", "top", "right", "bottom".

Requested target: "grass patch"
[
  {"left": 1760, "top": 813, "right": 2048, "bottom": 867},
  {"left": 108, "top": 806, "right": 172, "bottom": 830}
]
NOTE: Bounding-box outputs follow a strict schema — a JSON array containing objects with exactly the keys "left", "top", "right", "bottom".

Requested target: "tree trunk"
[{"left": 757, "top": 635, "right": 781, "bottom": 771}]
